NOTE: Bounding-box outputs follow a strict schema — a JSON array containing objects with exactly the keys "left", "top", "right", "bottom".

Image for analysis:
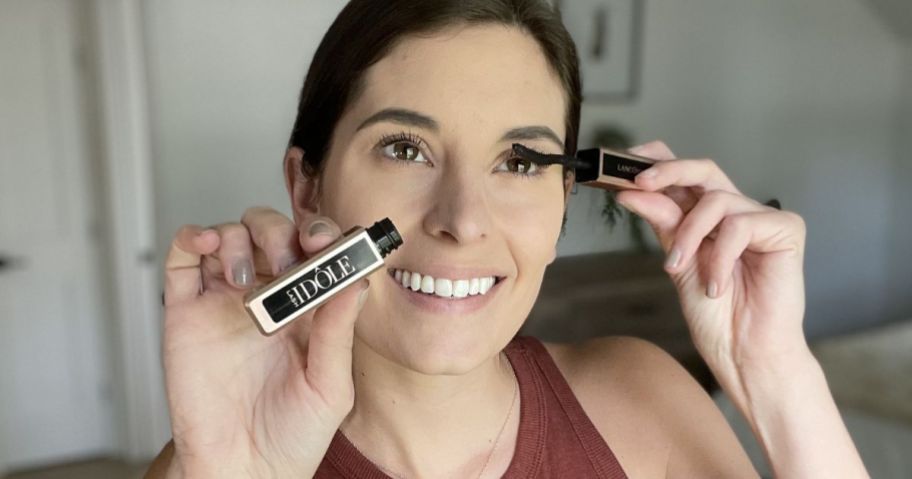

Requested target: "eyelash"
[
  {"left": 377, "top": 131, "right": 426, "bottom": 152},
  {"left": 373, "top": 131, "right": 548, "bottom": 179}
]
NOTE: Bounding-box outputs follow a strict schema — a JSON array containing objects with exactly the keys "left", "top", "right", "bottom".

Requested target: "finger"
[
  {"left": 164, "top": 225, "right": 219, "bottom": 306},
  {"left": 212, "top": 223, "right": 256, "bottom": 289},
  {"left": 628, "top": 140, "right": 677, "bottom": 161},
  {"left": 615, "top": 189, "right": 684, "bottom": 252},
  {"left": 707, "top": 215, "right": 751, "bottom": 299},
  {"left": 663, "top": 185, "right": 701, "bottom": 214},
  {"left": 627, "top": 141, "right": 701, "bottom": 213},
  {"left": 304, "top": 279, "right": 370, "bottom": 405},
  {"left": 241, "top": 206, "right": 302, "bottom": 275},
  {"left": 634, "top": 158, "right": 741, "bottom": 195},
  {"left": 299, "top": 215, "right": 343, "bottom": 257},
  {"left": 708, "top": 210, "right": 806, "bottom": 298},
  {"left": 667, "top": 191, "right": 769, "bottom": 273}
]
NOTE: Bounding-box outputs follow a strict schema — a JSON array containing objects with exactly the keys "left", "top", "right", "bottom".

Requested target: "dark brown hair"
[{"left": 288, "top": 0, "right": 582, "bottom": 177}]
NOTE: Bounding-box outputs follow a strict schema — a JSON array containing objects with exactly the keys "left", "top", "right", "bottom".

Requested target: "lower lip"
[{"left": 386, "top": 271, "right": 503, "bottom": 315}]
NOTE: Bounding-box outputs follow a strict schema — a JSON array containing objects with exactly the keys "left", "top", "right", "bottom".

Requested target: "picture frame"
[{"left": 552, "top": 0, "right": 644, "bottom": 102}]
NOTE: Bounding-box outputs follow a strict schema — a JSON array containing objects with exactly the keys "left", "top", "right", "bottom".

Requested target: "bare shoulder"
[
  {"left": 542, "top": 335, "right": 687, "bottom": 390},
  {"left": 541, "top": 335, "right": 698, "bottom": 420},
  {"left": 541, "top": 336, "right": 757, "bottom": 479}
]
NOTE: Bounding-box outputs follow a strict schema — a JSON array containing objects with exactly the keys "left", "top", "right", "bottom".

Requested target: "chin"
[{"left": 357, "top": 309, "right": 515, "bottom": 375}]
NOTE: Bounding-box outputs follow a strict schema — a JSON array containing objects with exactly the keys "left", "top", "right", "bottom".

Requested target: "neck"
[{"left": 340, "top": 337, "right": 520, "bottom": 478}]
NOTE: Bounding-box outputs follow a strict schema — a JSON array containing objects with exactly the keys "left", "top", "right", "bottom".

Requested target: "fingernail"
[
  {"left": 357, "top": 281, "right": 370, "bottom": 310},
  {"left": 308, "top": 220, "right": 333, "bottom": 238},
  {"left": 707, "top": 281, "right": 718, "bottom": 298},
  {"left": 233, "top": 259, "right": 253, "bottom": 286},
  {"left": 665, "top": 248, "right": 681, "bottom": 270}
]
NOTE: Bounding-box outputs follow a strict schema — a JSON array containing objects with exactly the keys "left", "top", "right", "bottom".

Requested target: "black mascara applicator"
[
  {"left": 511, "top": 143, "right": 657, "bottom": 190},
  {"left": 511, "top": 143, "right": 591, "bottom": 169}
]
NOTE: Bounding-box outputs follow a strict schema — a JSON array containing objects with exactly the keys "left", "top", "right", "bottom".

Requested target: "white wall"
[
  {"left": 142, "top": 1, "right": 344, "bottom": 253},
  {"left": 886, "top": 43, "right": 912, "bottom": 320},
  {"left": 560, "top": 0, "right": 906, "bottom": 336},
  {"left": 865, "top": 0, "right": 912, "bottom": 39},
  {"left": 142, "top": 0, "right": 907, "bottom": 337}
]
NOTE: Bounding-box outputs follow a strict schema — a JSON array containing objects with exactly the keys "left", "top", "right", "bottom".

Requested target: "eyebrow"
[
  {"left": 500, "top": 126, "right": 564, "bottom": 150},
  {"left": 356, "top": 108, "right": 439, "bottom": 132},
  {"left": 356, "top": 107, "right": 564, "bottom": 149}
]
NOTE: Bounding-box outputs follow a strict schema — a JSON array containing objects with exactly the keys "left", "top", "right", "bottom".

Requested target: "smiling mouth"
[{"left": 386, "top": 268, "right": 504, "bottom": 299}]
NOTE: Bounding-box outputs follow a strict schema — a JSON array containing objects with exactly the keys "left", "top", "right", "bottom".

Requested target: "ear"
[{"left": 283, "top": 146, "right": 320, "bottom": 224}]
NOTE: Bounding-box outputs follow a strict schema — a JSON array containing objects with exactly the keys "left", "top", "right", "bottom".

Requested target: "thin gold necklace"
[{"left": 351, "top": 355, "right": 519, "bottom": 479}]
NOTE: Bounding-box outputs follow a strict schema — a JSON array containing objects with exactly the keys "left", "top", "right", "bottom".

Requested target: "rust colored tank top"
[{"left": 315, "top": 335, "right": 629, "bottom": 478}]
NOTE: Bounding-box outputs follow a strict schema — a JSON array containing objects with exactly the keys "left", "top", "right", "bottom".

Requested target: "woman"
[{"left": 147, "top": 0, "right": 868, "bottom": 477}]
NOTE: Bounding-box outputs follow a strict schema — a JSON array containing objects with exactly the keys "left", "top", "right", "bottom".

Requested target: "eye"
[
  {"left": 377, "top": 133, "right": 429, "bottom": 164},
  {"left": 382, "top": 142, "right": 425, "bottom": 162},
  {"left": 496, "top": 156, "right": 541, "bottom": 177}
]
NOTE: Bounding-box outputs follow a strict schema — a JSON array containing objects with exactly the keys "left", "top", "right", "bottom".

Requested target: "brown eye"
[
  {"left": 503, "top": 157, "right": 537, "bottom": 175},
  {"left": 393, "top": 142, "right": 418, "bottom": 161},
  {"left": 382, "top": 141, "right": 427, "bottom": 163}
]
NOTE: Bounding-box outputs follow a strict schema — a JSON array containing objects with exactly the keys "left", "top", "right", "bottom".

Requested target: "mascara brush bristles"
[{"left": 511, "top": 143, "right": 592, "bottom": 170}]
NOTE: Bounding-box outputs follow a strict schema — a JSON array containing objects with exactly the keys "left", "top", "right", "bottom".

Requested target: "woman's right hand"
[{"left": 160, "top": 207, "right": 368, "bottom": 478}]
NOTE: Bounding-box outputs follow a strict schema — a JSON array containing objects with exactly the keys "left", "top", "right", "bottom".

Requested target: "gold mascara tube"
[{"left": 244, "top": 218, "right": 402, "bottom": 335}]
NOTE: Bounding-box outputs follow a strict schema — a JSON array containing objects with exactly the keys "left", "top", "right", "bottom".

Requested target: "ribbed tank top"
[{"left": 315, "top": 336, "right": 629, "bottom": 478}]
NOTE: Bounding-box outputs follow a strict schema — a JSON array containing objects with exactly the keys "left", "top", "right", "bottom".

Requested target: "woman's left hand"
[{"left": 614, "top": 141, "right": 809, "bottom": 400}]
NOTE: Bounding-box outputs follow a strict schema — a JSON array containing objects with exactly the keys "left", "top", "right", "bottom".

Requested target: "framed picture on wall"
[{"left": 552, "top": 0, "right": 644, "bottom": 102}]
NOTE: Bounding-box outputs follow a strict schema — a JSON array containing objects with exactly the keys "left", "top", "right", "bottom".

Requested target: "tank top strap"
[{"left": 506, "top": 336, "right": 629, "bottom": 479}]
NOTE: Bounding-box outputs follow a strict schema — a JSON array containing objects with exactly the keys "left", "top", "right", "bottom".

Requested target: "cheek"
[
  {"left": 322, "top": 183, "right": 369, "bottom": 224},
  {"left": 490, "top": 185, "right": 564, "bottom": 319},
  {"left": 319, "top": 153, "right": 421, "bottom": 230},
  {"left": 490, "top": 180, "right": 566, "bottom": 259}
]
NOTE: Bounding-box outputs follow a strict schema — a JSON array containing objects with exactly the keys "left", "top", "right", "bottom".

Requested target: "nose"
[{"left": 421, "top": 164, "right": 491, "bottom": 245}]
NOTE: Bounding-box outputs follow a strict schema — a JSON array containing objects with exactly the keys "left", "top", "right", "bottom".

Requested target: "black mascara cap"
[{"left": 367, "top": 218, "right": 403, "bottom": 257}]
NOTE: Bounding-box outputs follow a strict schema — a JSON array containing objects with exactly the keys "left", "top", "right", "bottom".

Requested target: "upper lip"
[{"left": 386, "top": 264, "right": 507, "bottom": 280}]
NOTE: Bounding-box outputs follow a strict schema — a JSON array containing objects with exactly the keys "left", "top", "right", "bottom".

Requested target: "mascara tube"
[
  {"left": 574, "top": 147, "right": 657, "bottom": 190},
  {"left": 244, "top": 218, "right": 403, "bottom": 335},
  {"left": 510, "top": 143, "right": 656, "bottom": 191}
]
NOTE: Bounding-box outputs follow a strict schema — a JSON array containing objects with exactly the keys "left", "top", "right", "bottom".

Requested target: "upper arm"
[{"left": 553, "top": 336, "right": 759, "bottom": 479}]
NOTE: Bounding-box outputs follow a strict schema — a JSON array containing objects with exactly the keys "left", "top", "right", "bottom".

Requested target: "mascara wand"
[{"left": 511, "top": 143, "right": 592, "bottom": 170}]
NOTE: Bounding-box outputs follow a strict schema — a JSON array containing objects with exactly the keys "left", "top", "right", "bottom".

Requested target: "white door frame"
[{"left": 90, "top": 0, "right": 170, "bottom": 461}]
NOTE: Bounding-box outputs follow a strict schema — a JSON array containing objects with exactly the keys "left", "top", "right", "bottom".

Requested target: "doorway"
[{"left": 0, "top": 0, "right": 117, "bottom": 472}]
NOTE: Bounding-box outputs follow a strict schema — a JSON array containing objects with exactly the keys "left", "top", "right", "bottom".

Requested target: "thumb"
[
  {"left": 615, "top": 190, "right": 684, "bottom": 252},
  {"left": 304, "top": 279, "right": 369, "bottom": 402}
]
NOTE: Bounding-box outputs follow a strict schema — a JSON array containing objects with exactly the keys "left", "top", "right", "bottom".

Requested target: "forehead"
[{"left": 350, "top": 24, "right": 567, "bottom": 140}]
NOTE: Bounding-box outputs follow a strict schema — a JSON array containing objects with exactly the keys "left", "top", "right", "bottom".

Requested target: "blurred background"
[{"left": 0, "top": 0, "right": 909, "bottom": 478}]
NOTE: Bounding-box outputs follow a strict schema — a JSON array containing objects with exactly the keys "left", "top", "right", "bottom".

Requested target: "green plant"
[{"left": 592, "top": 125, "right": 653, "bottom": 254}]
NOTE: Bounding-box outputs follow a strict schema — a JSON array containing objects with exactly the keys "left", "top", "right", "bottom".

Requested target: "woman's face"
[{"left": 309, "top": 24, "right": 569, "bottom": 374}]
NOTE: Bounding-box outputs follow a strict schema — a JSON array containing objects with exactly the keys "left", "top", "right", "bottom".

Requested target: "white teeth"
[
  {"left": 420, "top": 275, "right": 434, "bottom": 293},
  {"left": 469, "top": 278, "right": 480, "bottom": 295},
  {"left": 479, "top": 277, "right": 493, "bottom": 294},
  {"left": 390, "top": 269, "right": 498, "bottom": 298},
  {"left": 434, "top": 278, "right": 452, "bottom": 298},
  {"left": 453, "top": 279, "right": 470, "bottom": 298}
]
